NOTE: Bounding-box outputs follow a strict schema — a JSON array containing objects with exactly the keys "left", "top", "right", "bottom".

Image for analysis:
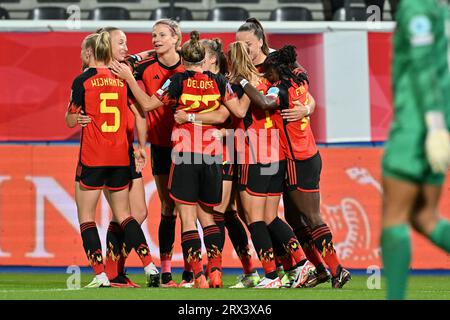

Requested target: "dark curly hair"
[{"left": 264, "top": 45, "right": 308, "bottom": 86}]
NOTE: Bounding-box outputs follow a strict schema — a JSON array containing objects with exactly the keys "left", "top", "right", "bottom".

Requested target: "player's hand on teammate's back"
[
  {"left": 174, "top": 110, "right": 188, "bottom": 124},
  {"left": 281, "top": 101, "right": 308, "bottom": 122},
  {"left": 425, "top": 111, "right": 450, "bottom": 173},
  {"left": 77, "top": 110, "right": 91, "bottom": 127}
]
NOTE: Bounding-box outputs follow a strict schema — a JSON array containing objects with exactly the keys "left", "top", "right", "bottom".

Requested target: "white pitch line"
[{"left": 0, "top": 288, "right": 77, "bottom": 293}]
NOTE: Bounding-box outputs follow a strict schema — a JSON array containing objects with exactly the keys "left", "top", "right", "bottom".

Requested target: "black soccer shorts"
[
  {"left": 286, "top": 152, "right": 321, "bottom": 192},
  {"left": 75, "top": 162, "right": 130, "bottom": 190},
  {"left": 168, "top": 153, "right": 223, "bottom": 206},
  {"left": 150, "top": 144, "right": 172, "bottom": 176},
  {"left": 237, "top": 160, "right": 286, "bottom": 196}
]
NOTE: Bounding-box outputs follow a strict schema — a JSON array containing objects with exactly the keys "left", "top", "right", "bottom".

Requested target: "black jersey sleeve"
[{"left": 68, "top": 75, "right": 85, "bottom": 113}]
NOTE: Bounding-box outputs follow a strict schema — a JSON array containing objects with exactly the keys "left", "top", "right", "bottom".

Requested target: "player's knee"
[
  {"left": 133, "top": 208, "right": 148, "bottom": 225},
  {"left": 382, "top": 202, "right": 410, "bottom": 226},
  {"left": 214, "top": 203, "right": 228, "bottom": 214},
  {"left": 298, "top": 210, "right": 322, "bottom": 228},
  {"left": 410, "top": 209, "right": 438, "bottom": 236}
]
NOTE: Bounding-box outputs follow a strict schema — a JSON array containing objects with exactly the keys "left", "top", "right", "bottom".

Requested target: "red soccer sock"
[
  {"left": 237, "top": 245, "right": 255, "bottom": 274},
  {"left": 181, "top": 230, "right": 204, "bottom": 278},
  {"left": 279, "top": 253, "right": 296, "bottom": 271},
  {"left": 312, "top": 224, "right": 341, "bottom": 276},
  {"left": 259, "top": 248, "right": 278, "bottom": 278},
  {"left": 294, "top": 225, "right": 325, "bottom": 268},
  {"left": 183, "top": 257, "right": 193, "bottom": 273},
  {"left": 203, "top": 225, "right": 223, "bottom": 274},
  {"left": 105, "top": 250, "right": 119, "bottom": 280},
  {"left": 304, "top": 241, "right": 325, "bottom": 268},
  {"left": 105, "top": 222, "right": 124, "bottom": 280},
  {"left": 80, "top": 222, "right": 105, "bottom": 275},
  {"left": 121, "top": 217, "right": 154, "bottom": 267},
  {"left": 248, "top": 221, "right": 277, "bottom": 278},
  {"left": 267, "top": 217, "right": 307, "bottom": 265}
]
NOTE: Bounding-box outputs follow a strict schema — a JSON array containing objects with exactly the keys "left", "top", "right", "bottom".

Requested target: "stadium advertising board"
[{"left": 1, "top": 146, "right": 448, "bottom": 269}]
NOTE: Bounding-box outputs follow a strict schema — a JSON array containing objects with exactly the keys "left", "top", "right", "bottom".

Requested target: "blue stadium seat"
[
  {"left": 88, "top": 7, "right": 131, "bottom": 20},
  {"left": 28, "top": 7, "right": 69, "bottom": 20},
  {"left": 207, "top": 7, "right": 250, "bottom": 21},
  {"left": 0, "top": 7, "right": 9, "bottom": 20},
  {"left": 270, "top": 7, "right": 313, "bottom": 21},
  {"left": 149, "top": 7, "right": 193, "bottom": 21}
]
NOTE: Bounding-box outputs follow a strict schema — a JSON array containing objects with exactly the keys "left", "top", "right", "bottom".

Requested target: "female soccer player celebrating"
[
  {"left": 65, "top": 32, "right": 158, "bottom": 288},
  {"left": 238, "top": 45, "right": 350, "bottom": 288},
  {"left": 112, "top": 31, "right": 250, "bottom": 288},
  {"left": 131, "top": 19, "right": 189, "bottom": 288},
  {"left": 174, "top": 42, "right": 317, "bottom": 289}
]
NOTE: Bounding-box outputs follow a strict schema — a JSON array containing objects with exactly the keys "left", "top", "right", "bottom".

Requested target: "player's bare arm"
[
  {"left": 110, "top": 60, "right": 163, "bottom": 112},
  {"left": 130, "top": 103, "right": 148, "bottom": 172},
  {"left": 222, "top": 92, "right": 251, "bottom": 118},
  {"left": 281, "top": 93, "right": 316, "bottom": 122},
  {"left": 239, "top": 79, "right": 278, "bottom": 111}
]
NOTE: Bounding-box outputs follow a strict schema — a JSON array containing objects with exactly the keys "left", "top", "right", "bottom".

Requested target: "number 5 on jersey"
[{"left": 100, "top": 92, "right": 120, "bottom": 132}]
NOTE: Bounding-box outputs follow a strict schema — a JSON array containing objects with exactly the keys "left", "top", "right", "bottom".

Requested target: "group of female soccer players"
[{"left": 66, "top": 17, "right": 351, "bottom": 289}]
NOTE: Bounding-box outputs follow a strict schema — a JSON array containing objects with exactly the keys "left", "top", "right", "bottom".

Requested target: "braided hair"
[{"left": 263, "top": 45, "right": 308, "bottom": 86}]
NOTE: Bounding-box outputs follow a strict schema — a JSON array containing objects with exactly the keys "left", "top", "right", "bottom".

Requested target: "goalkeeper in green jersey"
[{"left": 381, "top": 0, "right": 450, "bottom": 300}]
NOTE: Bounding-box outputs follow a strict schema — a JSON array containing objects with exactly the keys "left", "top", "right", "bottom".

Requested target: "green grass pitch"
[{"left": 0, "top": 272, "right": 449, "bottom": 300}]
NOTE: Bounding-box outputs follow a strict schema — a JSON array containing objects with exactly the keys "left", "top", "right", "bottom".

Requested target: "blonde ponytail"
[{"left": 94, "top": 31, "right": 112, "bottom": 64}]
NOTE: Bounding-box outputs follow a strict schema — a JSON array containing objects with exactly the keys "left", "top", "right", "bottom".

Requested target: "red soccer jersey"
[
  {"left": 233, "top": 80, "right": 283, "bottom": 164},
  {"left": 270, "top": 79, "right": 317, "bottom": 160},
  {"left": 134, "top": 54, "right": 184, "bottom": 147},
  {"left": 68, "top": 68, "right": 130, "bottom": 167},
  {"left": 156, "top": 70, "right": 236, "bottom": 155}
]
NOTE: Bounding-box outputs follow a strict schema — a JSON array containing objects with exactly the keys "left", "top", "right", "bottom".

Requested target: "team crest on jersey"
[{"left": 409, "top": 15, "right": 434, "bottom": 47}]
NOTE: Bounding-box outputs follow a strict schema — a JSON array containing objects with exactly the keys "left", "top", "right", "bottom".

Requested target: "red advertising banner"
[
  {"left": 0, "top": 32, "right": 326, "bottom": 142},
  {"left": 0, "top": 145, "right": 449, "bottom": 269}
]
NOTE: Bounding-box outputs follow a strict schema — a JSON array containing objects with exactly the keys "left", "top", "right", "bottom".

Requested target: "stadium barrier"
[
  {"left": 0, "top": 145, "right": 449, "bottom": 270},
  {"left": 1, "top": 21, "right": 393, "bottom": 143}
]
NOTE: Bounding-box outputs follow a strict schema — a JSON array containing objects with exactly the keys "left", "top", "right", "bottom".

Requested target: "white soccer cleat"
[
  {"left": 254, "top": 277, "right": 282, "bottom": 289},
  {"left": 291, "top": 261, "right": 317, "bottom": 288},
  {"left": 178, "top": 279, "right": 195, "bottom": 288},
  {"left": 84, "top": 272, "right": 110, "bottom": 288},
  {"left": 229, "top": 271, "right": 260, "bottom": 288},
  {"left": 144, "top": 262, "right": 160, "bottom": 287}
]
